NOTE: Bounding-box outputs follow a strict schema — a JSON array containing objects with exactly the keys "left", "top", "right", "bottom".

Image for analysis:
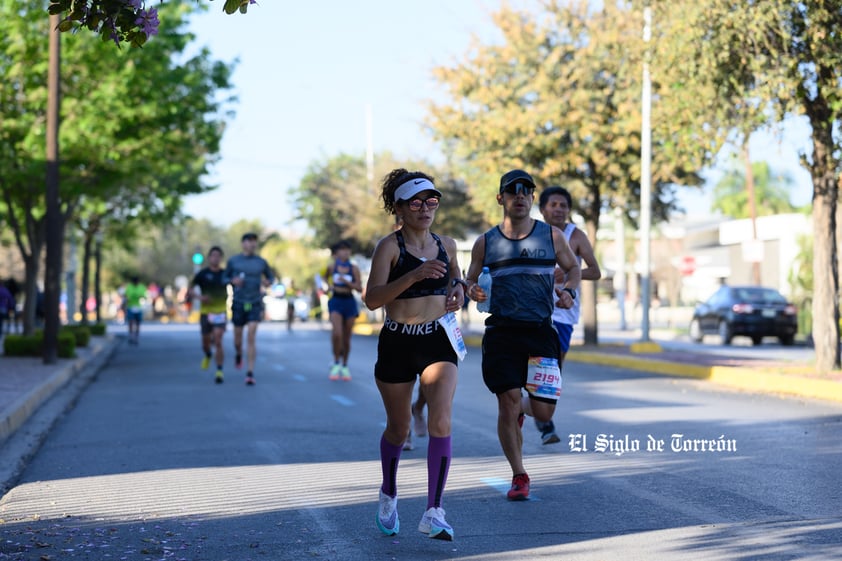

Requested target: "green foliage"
[
  {"left": 104, "top": 218, "right": 234, "bottom": 288},
  {"left": 259, "top": 236, "right": 327, "bottom": 291},
  {"left": 426, "top": 1, "right": 704, "bottom": 233},
  {"left": 292, "top": 152, "right": 486, "bottom": 256},
  {"left": 48, "top": 0, "right": 252, "bottom": 46},
  {"left": 669, "top": 0, "right": 842, "bottom": 371},
  {"left": 89, "top": 323, "right": 107, "bottom": 336},
  {"left": 711, "top": 159, "right": 796, "bottom": 218},
  {"left": 0, "top": 1, "right": 235, "bottom": 333},
  {"left": 788, "top": 232, "right": 813, "bottom": 335},
  {"left": 61, "top": 324, "right": 91, "bottom": 347},
  {"left": 3, "top": 330, "right": 76, "bottom": 358}
]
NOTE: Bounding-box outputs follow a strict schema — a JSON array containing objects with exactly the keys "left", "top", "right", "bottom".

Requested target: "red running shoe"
[{"left": 507, "top": 473, "right": 530, "bottom": 501}]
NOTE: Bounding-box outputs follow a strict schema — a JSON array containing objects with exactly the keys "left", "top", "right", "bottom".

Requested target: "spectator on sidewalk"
[{"left": 0, "top": 279, "right": 15, "bottom": 338}]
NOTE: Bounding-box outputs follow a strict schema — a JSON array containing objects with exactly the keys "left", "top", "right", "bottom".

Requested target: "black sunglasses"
[
  {"left": 407, "top": 197, "right": 440, "bottom": 211},
  {"left": 501, "top": 182, "right": 535, "bottom": 196}
]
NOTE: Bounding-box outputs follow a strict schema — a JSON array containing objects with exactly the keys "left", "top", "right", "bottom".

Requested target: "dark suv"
[{"left": 689, "top": 285, "right": 798, "bottom": 346}]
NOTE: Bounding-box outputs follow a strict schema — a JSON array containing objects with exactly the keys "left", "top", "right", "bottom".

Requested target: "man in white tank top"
[{"left": 529, "top": 186, "right": 602, "bottom": 444}]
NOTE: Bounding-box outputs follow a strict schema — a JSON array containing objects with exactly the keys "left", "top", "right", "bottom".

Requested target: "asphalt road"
[{"left": 0, "top": 322, "right": 840, "bottom": 561}]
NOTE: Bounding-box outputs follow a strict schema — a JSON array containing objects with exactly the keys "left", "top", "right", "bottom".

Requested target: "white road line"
[
  {"left": 330, "top": 395, "right": 355, "bottom": 407},
  {"left": 292, "top": 374, "right": 306, "bottom": 382}
]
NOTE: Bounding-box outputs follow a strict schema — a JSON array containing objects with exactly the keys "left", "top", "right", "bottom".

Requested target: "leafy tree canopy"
[
  {"left": 48, "top": 0, "right": 253, "bottom": 46},
  {"left": 655, "top": 0, "right": 842, "bottom": 371},
  {"left": 291, "top": 152, "right": 486, "bottom": 256},
  {"left": 0, "top": 0, "right": 235, "bottom": 331},
  {"left": 426, "top": 1, "right": 706, "bottom": 234},
  {"left": 711, "top": 160, "right": 797, "bottom": 218}
]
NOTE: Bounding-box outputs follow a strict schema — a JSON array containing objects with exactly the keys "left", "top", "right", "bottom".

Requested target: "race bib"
[
  {"left": 207, "top": 312, "right": 227, "bottom": 325},
  {"left": 525, "top": 356, "right": 561, "bottom": 400},
  {"left": 437, "top": 312, "right": 467, "bottom": 361}
]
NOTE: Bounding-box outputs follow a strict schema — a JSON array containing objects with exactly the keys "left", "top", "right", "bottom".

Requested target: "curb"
[
  {"left": 0, "top": 336, "right": 120, "bottom": 495},
  {"left": 570, "top": 350, "right": 842, "bottom": 404},
  {"left": 354, "top": 322, "right": 842, "bottom": 404},
  {"left": 0, "top": 337, "right": 120, "bottom": 444}
]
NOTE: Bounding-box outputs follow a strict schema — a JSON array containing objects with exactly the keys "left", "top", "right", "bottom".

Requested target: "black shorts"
[
  {"left": 231, "top": 300, "right": 263, "bottom": 327},
  {"left": 374, "top": 317, "right": 458, "bottom": 384},
  {"left": 481, "top": 323, "right": 560, "bottom": 401}
]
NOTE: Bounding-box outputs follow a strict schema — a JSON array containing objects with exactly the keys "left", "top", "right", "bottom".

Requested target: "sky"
[{"left": 182, "top": 1, "right": 814, "bottom": 232}]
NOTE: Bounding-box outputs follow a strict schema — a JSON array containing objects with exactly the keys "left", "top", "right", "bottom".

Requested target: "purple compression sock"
[
  {"left": 427, "top": 435, "right": 452, "bottom": 509},
  {"left": 380, "top": 435, "right": 403, "bottom": 497}
]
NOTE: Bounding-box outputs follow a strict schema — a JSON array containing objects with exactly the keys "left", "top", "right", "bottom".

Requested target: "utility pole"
[
  {"left": 743, "top": 141, "right": 762, "bottom": 285},
  {"left": 614, "top": 207, "right": 627, "bottom": 330},
  {"left": 44, "top": 14, "right": 63, "bottom": 364},
  {"left": 639, "top": 4, "right": 653, "bottom": 342}
]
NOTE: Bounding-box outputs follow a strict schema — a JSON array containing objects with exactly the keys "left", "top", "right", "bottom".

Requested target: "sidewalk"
[
  {"left": 0, "top": 335, "right": 120, "bottom": 492},
  {"left": 569, "top": 332, "right": 842, "bottom": 404},
  {"left": 356, "top": 316, "right": 842, "bottom": 404}
]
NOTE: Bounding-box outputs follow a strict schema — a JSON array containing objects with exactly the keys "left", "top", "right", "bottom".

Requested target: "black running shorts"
[
  {"left": 481, "top": 323, "right": 559, "bottom": 401},
  {"left": 374, "top": 317, "right": 457, "bottom": 384}
]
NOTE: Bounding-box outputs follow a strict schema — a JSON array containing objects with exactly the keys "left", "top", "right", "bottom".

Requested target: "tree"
[
  {"left": 105, "top": 218, "right": 235, "bottom": 291},
  {"left": 425, "top": 1, "right": 705, "bottom": 344},
  {"left": 48, "top": 0, "right": 254, "bottom": 46},
  {"left": 788, "top": 231, "right": 814, "bottom": 337},
  {"left": 662, "top": 1, "right": 842, "bottom": 372},
  {"left": 292, "top": 152, "right": 485, "bottom": 256},
  {"left": 711, "top": 160, "right": 797, "bottom": 218},
  {"left": 0, "top": 1, "right": 234, "bottom": 334}
]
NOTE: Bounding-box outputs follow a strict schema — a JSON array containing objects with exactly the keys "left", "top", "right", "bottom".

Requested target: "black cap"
[
  {"left": 499, "top": 169, "right": 536, "bottom": 193},
  {"left": 241, "top": 232, "right": 258, "bottom": 242}
]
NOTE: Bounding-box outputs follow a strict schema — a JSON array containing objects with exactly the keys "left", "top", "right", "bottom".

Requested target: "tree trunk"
[
  {"left": 80, "top": 234, "right": 92, "bottom": 324},
  {"left": 95, "top": 236, "right": 102, "bottom": 323},
  {"left": 807, "top": 104, "right": 840, "bottom": 373},
  {"left": 742, "top": 141, "right": 761, "bottom": 285},
  {"left": 21, "top": 255, "right": 40, "bottom": 336}
]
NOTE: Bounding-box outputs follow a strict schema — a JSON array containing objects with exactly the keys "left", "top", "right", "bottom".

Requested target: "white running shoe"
[
  {"left": 376, "top": 490, "right": 399, "bottom": 536},
  {"left": 418, "top": 506, "right": 453, "bottom": 540}
]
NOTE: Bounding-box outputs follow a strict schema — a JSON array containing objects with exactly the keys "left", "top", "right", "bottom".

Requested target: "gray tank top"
[{"left": 482, "top": 220, "right": 556, "bottom": 325}]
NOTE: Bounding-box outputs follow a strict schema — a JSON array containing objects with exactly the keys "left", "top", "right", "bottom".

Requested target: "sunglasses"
[
  {"left": 407, "top": 197, "right": 440, "bottom": 211},
  {"left": 501, "top": 182, "right": 535, "bottom": 196}
]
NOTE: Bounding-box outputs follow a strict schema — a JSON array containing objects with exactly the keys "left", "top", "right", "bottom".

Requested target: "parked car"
[{"left": 689, "top": 285, "right": 797, "bottom": 346}]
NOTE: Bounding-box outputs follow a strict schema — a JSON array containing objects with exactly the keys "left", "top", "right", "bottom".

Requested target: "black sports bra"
[{"left": 387, "top": 230, "right": 449, "bottom": 299}]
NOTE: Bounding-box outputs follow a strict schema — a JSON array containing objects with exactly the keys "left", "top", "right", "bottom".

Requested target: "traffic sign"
[{"left": 678, "top": 255, "right": 696, "bottom": 276}]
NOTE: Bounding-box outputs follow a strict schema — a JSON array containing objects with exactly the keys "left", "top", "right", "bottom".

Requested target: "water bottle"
[{"left": 477, "top": 267, "right": 492, "bottom": 313}]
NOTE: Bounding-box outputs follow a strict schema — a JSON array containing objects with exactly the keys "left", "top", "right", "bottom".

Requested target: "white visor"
[{"left": 394, "top": 178, "right": 442, "bottom": 202}]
